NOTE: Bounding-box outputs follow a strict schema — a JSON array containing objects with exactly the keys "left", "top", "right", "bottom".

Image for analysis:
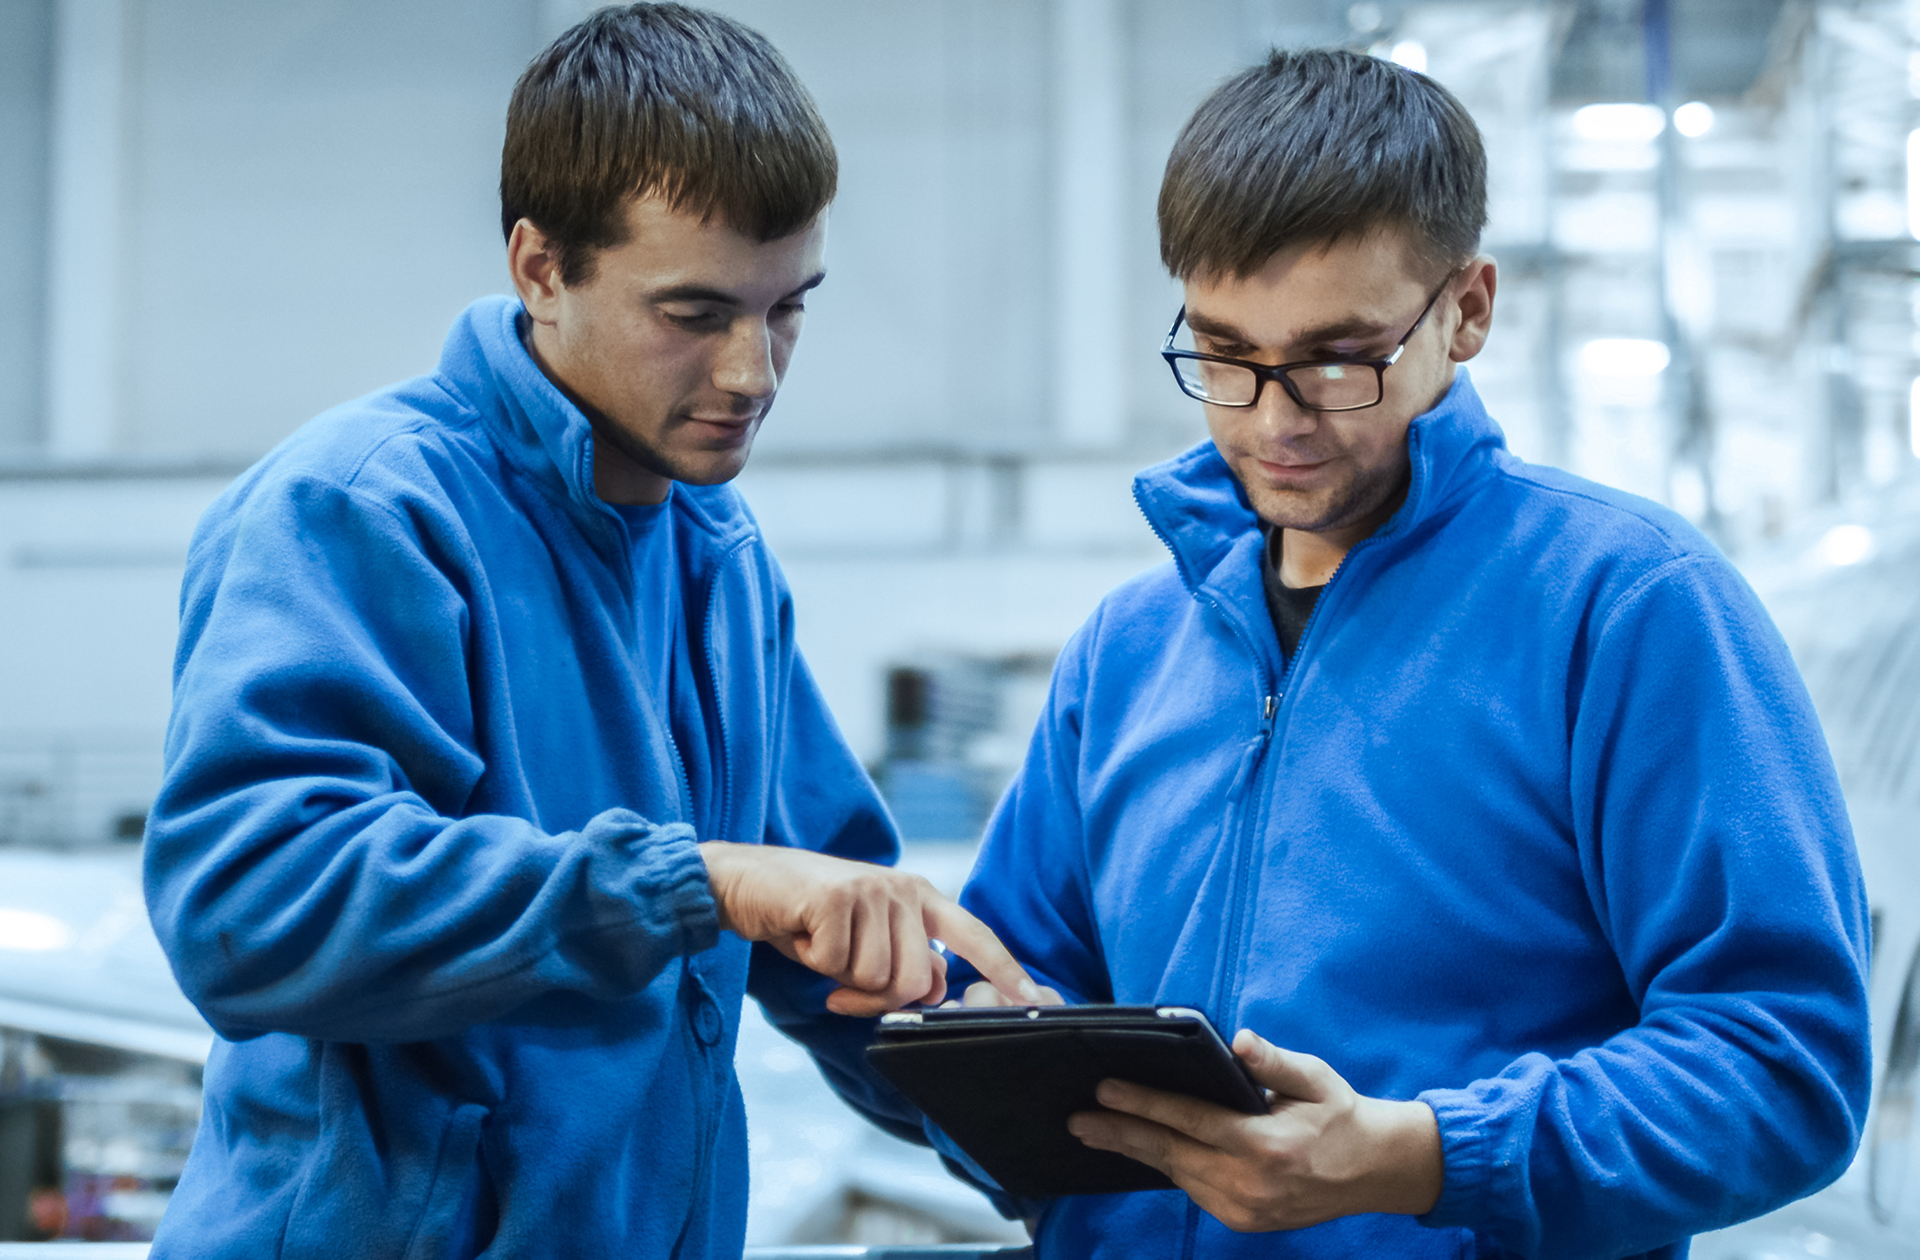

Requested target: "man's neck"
[
  {"left": 1275, "top": 490, "right": 1407, "bottom": 588},
  {"left": 519, "top": 315, "right": 672, "bottom": 506},
  {"left": 1277, "top": 526, "right": 1360, "bottom": 589}
]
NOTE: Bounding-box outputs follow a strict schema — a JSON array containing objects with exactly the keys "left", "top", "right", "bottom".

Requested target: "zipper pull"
[{"left": 1261, "top": 694, "right": 1277, "bottom": 734}]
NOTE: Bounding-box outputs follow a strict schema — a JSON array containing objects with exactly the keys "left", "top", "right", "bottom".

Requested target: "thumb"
[{"left": 1232, "top": 1028, "right": 1332, "bottom": 1102}]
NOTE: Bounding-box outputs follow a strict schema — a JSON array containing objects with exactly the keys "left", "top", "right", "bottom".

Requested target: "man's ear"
[
  {"left": 1447, "top": 255, "right": 1496, "bottom": 363},
  {"left": 507, "top": 218, "right": 566, "bottom": 325}
]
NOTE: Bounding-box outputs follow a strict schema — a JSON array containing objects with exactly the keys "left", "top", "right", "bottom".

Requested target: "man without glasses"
[
  {"left": 947, "top": 48, "right": 1871, "bottom": 1259},
  {"left": 142, "top": 7, "right": 1037, "bottom": 1258}
]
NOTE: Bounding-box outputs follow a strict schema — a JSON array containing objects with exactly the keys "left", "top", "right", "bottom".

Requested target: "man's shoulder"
[
  {"left": 212, "top": 373, "right": 498, "bottom": 529},
  {"left": 1095, "top": 560, "right": 1191, "bottom": 618},
  {"left": 1475, "top": 454, "right": 1732, "bottom": 594},
  {"left": 1060, "top": 560, "right": 1196, "bottom": 665}
]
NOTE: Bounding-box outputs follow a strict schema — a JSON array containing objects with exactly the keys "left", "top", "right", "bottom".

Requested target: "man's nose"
[
  {"left": 713, "top": 322, "right": 778, "bottom": 399},
  {"left": 1250, "top": 375, "right": 1317, "bottom": 439}
]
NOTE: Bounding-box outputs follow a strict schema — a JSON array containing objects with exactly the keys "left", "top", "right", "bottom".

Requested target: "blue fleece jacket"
[
  {"left": 949, "top": 373, "right": 1871, "bottom": 1259},
  {"left": 143, "top": 295, "right": 912, "bottom": 1259}
]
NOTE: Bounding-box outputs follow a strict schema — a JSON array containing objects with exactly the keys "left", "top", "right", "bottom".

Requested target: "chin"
[
  {"left": 667, "top": 450, "right": 754, "bottom": 487},
  {"left": 1246, "top": 484, "right": 1343, "bottom": 532}
]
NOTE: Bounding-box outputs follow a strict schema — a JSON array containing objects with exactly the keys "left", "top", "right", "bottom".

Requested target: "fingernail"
[
  {"left": 1095, "top": 1081, "right": 1119, "bottom": 1105},
  {"left": 1067, "top": 1117, "right": 1091, "bottom": 1138}
]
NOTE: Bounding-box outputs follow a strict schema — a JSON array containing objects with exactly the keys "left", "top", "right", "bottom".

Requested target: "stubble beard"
[
  {"left": 1239, "top": 453, "right": 1410, "bottom": 537},
  {"left": 590, "top": 409, "right": 760, "bottom": 488}
]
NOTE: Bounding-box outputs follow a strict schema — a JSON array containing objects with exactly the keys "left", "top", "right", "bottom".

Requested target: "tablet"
[{"left": 865, "top": 1004, "right": 1266, "bottom": 1197}]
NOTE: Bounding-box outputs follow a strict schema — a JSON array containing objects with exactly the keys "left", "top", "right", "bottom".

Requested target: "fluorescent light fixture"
[
  {"left": 1390, "top": 40, "right": 1427, "bottom": 73},
  {"left": 1578, "top": 338, "right": 1671, "bottom": 377},
  {"left": 1572, "top": 103, "right": 1666, "bottom": 143},
  {"left": 1817, "top": 523, "right": 1874, "bottom": 567},
  {"left": 0, "top": 908, "right": 73, "bottom": 953},
  {"left": 1908, "top": 129, "right": 1920, "bottom": 239},
  {"left": 1673, "top": 101, "right": 1714, "bottom": 137},
  {"left": 1910, "top": 375, "right": 1920, "bottom": 458}
]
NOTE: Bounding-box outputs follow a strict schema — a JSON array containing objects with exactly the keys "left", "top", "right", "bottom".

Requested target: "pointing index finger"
[{"left": 922, "top": 900, "right": 1044, "bottom": 1005}]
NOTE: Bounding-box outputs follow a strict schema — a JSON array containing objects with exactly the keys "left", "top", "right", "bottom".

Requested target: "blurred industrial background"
[{"left": 1, "top": 0, "right": 1918, "bottom": 1253}]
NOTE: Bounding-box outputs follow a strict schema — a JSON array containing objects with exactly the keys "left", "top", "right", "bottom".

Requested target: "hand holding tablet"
[{"left": 866, "top": 1004, "right": 1266, "bottom": 1197}]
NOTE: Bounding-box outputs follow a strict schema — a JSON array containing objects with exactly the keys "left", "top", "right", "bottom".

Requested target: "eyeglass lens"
[{"left": 1170, "top": 358, "right": 1381, "bottom": 409}]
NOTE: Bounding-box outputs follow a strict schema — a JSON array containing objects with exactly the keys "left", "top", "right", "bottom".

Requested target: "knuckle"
[
  {"left": 1250, "top": 1131, "right": 1290, "bottom": 1163},
  {"left": 1218, "top": 1203, "right": 1259, "bottom": 1234}
]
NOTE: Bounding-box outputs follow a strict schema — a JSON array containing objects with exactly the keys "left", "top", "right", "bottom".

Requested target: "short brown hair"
[
  {"left": 1158, "top": 48, "right": 1486, "bottom": 282},
  {"left": 501, "top": 3, "right": 837, "bottom": 285}
]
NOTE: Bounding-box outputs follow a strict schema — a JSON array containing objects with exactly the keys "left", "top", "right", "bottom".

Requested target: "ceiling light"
[
  {"left": 1817, "top": 524, "right": 1874, "bottom": 567},
  {"left": 1578, "top": 338, "right": 1670, "bottom": 377},
  {"left": 1673, "top": 101, "right": 1714, "bottom": 137},
  {"left": 1572, "top": 103, "right": 1666, "bottom": 143},
  {"left": 0, "top": 908, "right": 74, "bottom": 952}
]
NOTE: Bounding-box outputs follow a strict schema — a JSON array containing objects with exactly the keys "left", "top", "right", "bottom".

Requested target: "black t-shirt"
[{"left": 1260, "top": 524, "right": 1323, "bottom": 661}]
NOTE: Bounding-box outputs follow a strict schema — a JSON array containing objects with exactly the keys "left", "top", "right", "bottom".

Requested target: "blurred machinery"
[
  {"left": 1694, "top": 487, "right": 1920, "bottom": 1260},
  {"left": 879, "top": 655, "right": 1056, "bottom": 841},
  {"left": 0, "top": 851, "right": 208, "bottom": 1242}
]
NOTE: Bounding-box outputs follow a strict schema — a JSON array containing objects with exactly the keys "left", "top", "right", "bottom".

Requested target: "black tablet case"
[{"left": 865, "top": 1007, "right": 1265, "bottom": 1197}]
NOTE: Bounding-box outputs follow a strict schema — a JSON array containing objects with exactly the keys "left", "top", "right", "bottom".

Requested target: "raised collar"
[
  {"left": 434, "top": 295, "right": 759, "bottom": 555},
  {"left": 1132, "top": 369, "right": 1508, "bottom": 599}
]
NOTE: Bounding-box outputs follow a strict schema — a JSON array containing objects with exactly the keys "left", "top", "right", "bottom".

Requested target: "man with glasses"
[{"left": 941, "top": 48, "right": 1870, "bottom": 1259}]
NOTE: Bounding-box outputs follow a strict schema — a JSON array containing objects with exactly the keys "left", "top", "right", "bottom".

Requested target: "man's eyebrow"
[
  {"left": 650, "top": 271, "right": 827, "bottom": 307},
  {"left": 651, "top": 284, "right": 742, "bottom": 306},
  {"left": 1186, "top": 309, "right": 1395, "bottom": 350}
]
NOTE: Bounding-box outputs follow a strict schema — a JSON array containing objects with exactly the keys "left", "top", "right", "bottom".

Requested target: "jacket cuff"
[
  {"left": 1414, "top": 1085, "right": 1497, "bottom": 1231},
  {"left": 589, "top": 808, "right": 720, "bottom": 956}
]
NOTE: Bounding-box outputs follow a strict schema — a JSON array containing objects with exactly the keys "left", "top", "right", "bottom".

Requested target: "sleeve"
[
  {"left": 745, "top": 641, "right": 928, "bottom": 1141},
  {"left": 1416, "top": 555, "right": 1874, "bottom": 1258},
  {"left": 143, "top": 472, "right": 718, "bottom": 1044}
]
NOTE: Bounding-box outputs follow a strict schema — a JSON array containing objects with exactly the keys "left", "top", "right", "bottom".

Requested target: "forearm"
[
  {"left": 1418, "top": 1016, "right": 1867, "bottom": 1259},
  {"left": 1351, "top": 1096, "right": 1443, "bottom": 1217},
  {"left": 149, "top": 797, "right": 716, "bottom": 1042}
]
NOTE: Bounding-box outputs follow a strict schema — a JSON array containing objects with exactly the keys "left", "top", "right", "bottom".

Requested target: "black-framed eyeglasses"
[{"left": 1160, "top": 276, "right": 1453, "bottom": 413}]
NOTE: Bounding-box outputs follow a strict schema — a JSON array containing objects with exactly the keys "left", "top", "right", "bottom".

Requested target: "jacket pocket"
[{"left": 401, "top": 1103, "right": 492, "bottom": 1260}]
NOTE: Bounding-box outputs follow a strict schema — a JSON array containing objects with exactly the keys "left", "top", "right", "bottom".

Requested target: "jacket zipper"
[
  {"left": 1213, "top": 538, "right": 1366, "bottom": 1029},
  {"left": 1130, "top": 430, "right": 1430, "bottom": 1013},
  {"left": 1131, "top": 488, "right": 1279, "bottom": 1022},
  {"left": 593, "top": 495, "right": 697, "bottom": 827},
  {"left": 606, "top": 506, "right": 735, "bottom": 1260},
  {"left": 670, "top": 539, "right": 753, "bottom": 1258},
  {"left": 1213, "top": 428, "right": 1430, "bottom": 1027},
  {"left": 681, "top": 539, "right": 759, "bottom": 1249},
  {"left": 698, "top": 539, "right": 754, "bottom": 845}
]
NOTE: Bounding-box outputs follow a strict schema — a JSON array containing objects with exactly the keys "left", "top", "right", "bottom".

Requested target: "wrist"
[
  {"left": 697, "top": 841, "right": 743, "bottom": 934},
  {"left": 1353, "top": 1096, "right": 1444, "bottom": 1216}
]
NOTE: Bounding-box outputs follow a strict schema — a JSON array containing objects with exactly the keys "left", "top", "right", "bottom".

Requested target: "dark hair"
[
  {"left": 1158, "top": 48, "right": 1486, "bottom": 281},
  {"left": 500, "top": 3, "right": 837, "bottom": 285}
]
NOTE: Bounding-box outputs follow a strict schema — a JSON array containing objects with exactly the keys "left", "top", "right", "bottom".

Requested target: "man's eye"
[
  {"left": 773, "top": 302, "right": 806, "bottom": 319},
  {"left": 662, "top": 309, "right": 726, "bottom": 330}
]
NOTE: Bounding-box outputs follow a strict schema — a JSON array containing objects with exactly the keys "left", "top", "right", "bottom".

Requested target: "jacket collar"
[
  {"left": 435, "top": 295, "right": 759, "bottom": 553},
  {"left": 1132, "top": 368, "right": 1507, "bottom": 599}
]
